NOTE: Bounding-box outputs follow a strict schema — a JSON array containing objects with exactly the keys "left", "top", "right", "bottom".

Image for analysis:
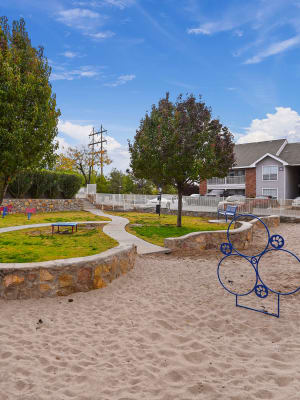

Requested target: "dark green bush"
[
  {"left": 29, "top": 171, "right": 54, "bottom": 198},
  {"left": 59, "top": 173, "right": 82, "bottom": 199},
  {"left": 8, "top": 172, "right": 33, "bottom": 198},
  {"left": 8, "top": 170, "right": 82, "bottom": 199}
]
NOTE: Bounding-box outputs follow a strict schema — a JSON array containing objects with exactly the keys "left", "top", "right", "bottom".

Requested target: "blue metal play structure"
[{"left": 217, "top": 214, "right": 300, "bottom": 318}]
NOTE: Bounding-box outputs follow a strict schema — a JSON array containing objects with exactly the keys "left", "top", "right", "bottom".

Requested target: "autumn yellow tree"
[{"left": 64, "top": 145, "right": 112, "bottom": 185}]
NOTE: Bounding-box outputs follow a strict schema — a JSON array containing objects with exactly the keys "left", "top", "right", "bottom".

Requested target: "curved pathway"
[
  {"left": 0, "top": 205, "right": 170, "bottom": 255},
  {"left": 0, "top": 221, "right": 105, "bottom": 234},
  {"left": 83, "top": 202, "right": 170, "bottom": 255}
]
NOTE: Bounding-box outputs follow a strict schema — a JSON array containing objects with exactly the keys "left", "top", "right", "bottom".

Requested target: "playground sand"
[{"left": 0, "top": 222, "right": 300, "bottom": 399}]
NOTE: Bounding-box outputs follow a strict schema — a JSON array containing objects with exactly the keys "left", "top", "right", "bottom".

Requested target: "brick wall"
[
  {"left": 245, "top": 168, "right": 256, "bottom": 198},
  {"left": 199, "top": 179, "right": 207, "bottom": 195}
]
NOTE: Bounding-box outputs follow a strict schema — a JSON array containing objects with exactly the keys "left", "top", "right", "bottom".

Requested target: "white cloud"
[
  {"left": 73, "top": 0, "right": 134, "bottom": 9},
  {"left": 244, "top": 35, "right": 300, "bottom": 64},
  {"left": 237, "top": 107, "right": 300, "bottom": 144},
  {"left": 61, "top": 51, "right": 80, "bottom": 58},
  {"left": 104, "top": 74, "right": 135, "bottom": 87},
  {"left": 51, "top": 65, "right": 100, "bottom": 81},
  {"left": 234, "top": 29, "right": 244, "bottom": 37},
  {"left": 56, "top": 136, "right": 71, "bottom": 153},
  {"left": 57, "top": 120, "right": 130, "bottom": 172},
  {"left": 87, "top": 30, "right": 115, "bottom": 39},
  {"left": 56, "top": 7, "right": 109, "bottom": 37},
  {"left": 102, "top": 0, "right": 135, "bottom": 9},
  {"left": 58, "top": 120, "right": 93, "bottom": 142},
  {"left": 56, "top": 8, "right": 100, "bottom": 28}
]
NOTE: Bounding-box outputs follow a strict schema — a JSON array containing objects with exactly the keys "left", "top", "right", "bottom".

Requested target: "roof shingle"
[{"left": 234, "top": 139, "right": 286, "bottom": 168}]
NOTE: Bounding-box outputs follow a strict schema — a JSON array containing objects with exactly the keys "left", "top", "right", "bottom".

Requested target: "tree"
[
  {"left": 0, "top": 17, "right": 60, "bottom": 204},
  {"left": 66, "top": 145, "right": 112, "bottom": 185},
  {"left": 129, "top": 93, "right": 235, "bottom": 227},
  {"left": 55, "top": 154, "right": 75, "bottom": 172},
  {"left": 96, "top": 174, "right": 109, "bottom": 193},
  {"left": 125, "top": 169, "right": 156, "bottom": 194},
  {"left": 108, "top": 169, "right": 124, "bottom": 194}
]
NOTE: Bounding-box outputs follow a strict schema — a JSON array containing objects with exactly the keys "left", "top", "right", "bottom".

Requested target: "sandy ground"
[{"left": 1, "top": 222, "right": 300, "bottom": 400}]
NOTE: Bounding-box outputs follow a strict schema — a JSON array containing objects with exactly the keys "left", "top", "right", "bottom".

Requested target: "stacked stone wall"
[
  {"left": 0, "top": 244, "right": 136, "bottom": 300},
  {"left": 164, "top": 215, "right": 279, "bottom": 252},
  {"left": 2, "top": 199, "right": 83, "bottom": 213}
]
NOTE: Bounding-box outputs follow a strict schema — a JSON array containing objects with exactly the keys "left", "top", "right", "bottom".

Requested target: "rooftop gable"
[
  {"left": 279, "top": 143, "right": 300, "bottom": 165},
  {"left": 233, "top": 139, "right": 287, "bottom": 168}
]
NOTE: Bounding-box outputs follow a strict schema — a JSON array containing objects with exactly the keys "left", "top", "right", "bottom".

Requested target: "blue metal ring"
[
  {"left": 227, "top": 214, "right": 270, "bottom": 259},
  {"left": 217, "top": 254, "right": 258, "bottom": 297},
  {"left": 257, "top": 248, "right": 300, "bottom": 296}
]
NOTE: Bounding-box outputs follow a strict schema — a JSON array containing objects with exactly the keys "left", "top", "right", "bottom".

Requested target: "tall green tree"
[
  {"left": 129, "top": 93, "right": 235, "bottom": 227},
  {"left": 0, "top": 17, "right": 60, "bottom": 204}
]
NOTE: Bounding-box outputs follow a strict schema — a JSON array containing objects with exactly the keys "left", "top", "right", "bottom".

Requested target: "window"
[
  {"left": 228, "top": 169, "right": 245, "bottom": 177},
  {"left": 262, "top": 188, "right": 278, "bottom": 199},
  {"left": 262, "top": 165, "right": 278, "bottom": 181}
]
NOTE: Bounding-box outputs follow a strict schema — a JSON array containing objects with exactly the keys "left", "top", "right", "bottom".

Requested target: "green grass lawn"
[
  {"left": 0, "top": 225, "right": 118, "bottom": 263},
  {"left": 0, "top": 211, "right": 110, "bottom": 228},
  {"left": 108, "top": 212, "right": 229, "bottom": 246}
]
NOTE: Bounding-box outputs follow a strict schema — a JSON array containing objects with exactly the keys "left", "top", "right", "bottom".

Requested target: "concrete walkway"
[
  {"left": 0, "top": 204, "right": 170, "bottom": 255},
  {"left": 83, "top": 203, "right": 170, "bottom": 255},
  {"left": 0, "top": 221, "right": 105, "bottom": 234}
]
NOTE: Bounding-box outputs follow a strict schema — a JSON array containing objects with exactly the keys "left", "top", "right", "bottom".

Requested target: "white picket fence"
[
  {"left": 88, "top": 193, "right": 300, "bottom": 217},
  {"left": 76, "top": 187, "right": 300, "bottom": 218}
]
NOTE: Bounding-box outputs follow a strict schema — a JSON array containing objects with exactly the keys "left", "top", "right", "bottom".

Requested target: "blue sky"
[{"left": 2, "top": 0, "right": 300, "bottom": 172}]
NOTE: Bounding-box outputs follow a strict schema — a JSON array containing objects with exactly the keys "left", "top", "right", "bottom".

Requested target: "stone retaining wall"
[
  {"left": 0, "top": 244, "right": 136, "bottom": 300},
  {"left": 164, "top": 215, "right": 280, "bottom": 252},
  {"left": 2, "top": 198, "right": 83, "bottom": 213}
]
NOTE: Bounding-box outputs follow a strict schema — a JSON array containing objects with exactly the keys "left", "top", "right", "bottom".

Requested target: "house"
[{"left": 200, "top": 139, "right": 300, "bottom": 199}]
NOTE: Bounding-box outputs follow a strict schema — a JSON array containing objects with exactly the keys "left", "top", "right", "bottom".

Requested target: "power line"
[{"left": 88, "top": 125, "right": 108, "bottom": 177}]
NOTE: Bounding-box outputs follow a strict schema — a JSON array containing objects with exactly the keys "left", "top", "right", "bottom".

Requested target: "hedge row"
[{"left": 8, "top": 171, "right": 82, "bottom": 199}]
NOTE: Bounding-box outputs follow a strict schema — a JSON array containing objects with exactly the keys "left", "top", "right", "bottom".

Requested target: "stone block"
[
  {"left": 40, "top": 270, "right": 54, "bottom": 281},
  {"left": 28, "top": 273, "right": 37, "bottom": 282},
  {"left": 78, "top": 268, "right": 92, "bottom": 283},
  {"left": 57, "top": 286, "right": 77, "bottom": 296},
  {"left": 93, "top": 277, "right": 107, "bottom": 289},
  {"left": 40, "top": 284, "right": 51, "bottom": 293},
  {"left": 120, "top": 260, "right": 128, "bottom": 274},
  {"left": 94, "top": 265, "right": 104, "bottom": 277},
  {"left": 4, "top": 275, "right": 24, "bottom": 288},
  {"left": 59, "top": 274, "right": 74, "bottom": 287}
]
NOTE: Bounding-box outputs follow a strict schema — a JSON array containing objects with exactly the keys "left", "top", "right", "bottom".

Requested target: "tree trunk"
[
  {"left": 177, "top": 185, "right": 183, "bottom": 227},
  {"left": 0, "top": 176, "right": 10, "bottom": 206}
]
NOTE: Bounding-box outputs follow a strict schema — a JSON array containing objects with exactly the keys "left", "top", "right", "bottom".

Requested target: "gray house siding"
[
  {"left": 256, "top": 156, "right": 285, "bottom": 199},
  {"left": 285, "top": 166, "right": 300, "bottom": 199}
]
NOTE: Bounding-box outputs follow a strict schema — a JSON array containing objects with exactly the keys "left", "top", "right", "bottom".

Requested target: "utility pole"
[
  {"left": 88, "top": 125, "right": 108, "bottom": 177},
  {"left": 99, "top": 125, "right": 108, "bottom": 177}
]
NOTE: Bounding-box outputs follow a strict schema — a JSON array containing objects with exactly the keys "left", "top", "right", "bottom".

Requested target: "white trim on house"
[
  {"left": 262, "top": 187, "right": 278, "bottom": 199},
  {"left": 232, "top": 166, "right": 255, "bottom": 169},
  {"left": 232, "top": 153, "right": 288, "bottom": 169},
  {"left": 250, "top": 153, "right": 288, "bottom": 167},
  {"left": 262, "top": 165, "right": 278, "bottom": 182},
  {"left": 276, "top": 139, "right": 288, "bottom": 156},
  {"left": 284, "top": 166, "right": 286, "bottom": 200}
]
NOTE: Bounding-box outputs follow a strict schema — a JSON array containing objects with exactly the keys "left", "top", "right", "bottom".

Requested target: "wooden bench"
[
  {"left": 217, "top": 205, "right": 238, "bottom": 222},
  {"left": 51, "top": 222, "right": 78, "bottom": 235},
  {"left": 25, "top": 208, "right": 36, "bottom": 220}
]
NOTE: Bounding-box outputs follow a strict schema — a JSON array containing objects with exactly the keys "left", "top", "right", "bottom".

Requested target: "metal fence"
[{"left": 85, "top": 193, "right": 300, "bottom": 218}]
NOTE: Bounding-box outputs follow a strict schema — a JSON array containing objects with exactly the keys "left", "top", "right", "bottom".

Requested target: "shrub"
[
  {"left": 59, "top": 173, "right": 82, "bottom": 198},
  {"left": 8, "top": 170, "right": 82, "bottom": 199},
  {"left": 8, "top": 172, "right": 33, "bottom": 198}
]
